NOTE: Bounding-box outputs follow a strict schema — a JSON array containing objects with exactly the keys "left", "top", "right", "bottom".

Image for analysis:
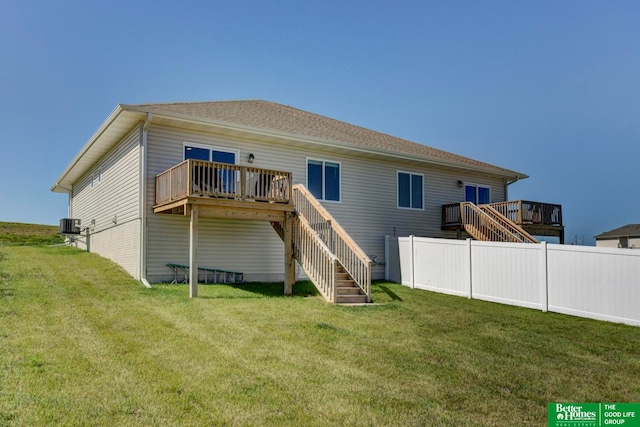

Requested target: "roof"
[
  {"left": 594, "top": 224, "right": 640, "bottom": 239},
  {"left": 131, "top": 100, "right": 524, "bottom": 176},
  {"left": 51, "top": 100, "right": 527, "bottom": 192}
]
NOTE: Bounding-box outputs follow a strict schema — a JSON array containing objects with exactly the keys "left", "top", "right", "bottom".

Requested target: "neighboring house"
[
  {"left": 51, "top": 100, "right": 560, "bottom": 302},
  {"left": 594, "top": 224, "right": 640, "bottom": 249}
]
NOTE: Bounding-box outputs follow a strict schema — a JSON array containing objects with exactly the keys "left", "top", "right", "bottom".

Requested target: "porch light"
[
  {"left": 248, "top": 153, "right": 255, "bottom": 163},
  {"left": 457, "top": 180, "right": 463, "bottom": 188}
]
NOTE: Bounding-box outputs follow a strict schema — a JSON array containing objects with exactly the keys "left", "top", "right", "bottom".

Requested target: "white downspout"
[{"left": 140, "top": 113, "right": 152, "bottom": 288}]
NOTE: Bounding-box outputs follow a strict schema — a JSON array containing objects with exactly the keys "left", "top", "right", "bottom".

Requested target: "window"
[
  {"left": 464, "top": 183, "right": 490, "bottom": 204},
  {"left": 91, "top": 168, "right": 101, "bottom": 189},
  {"left": 307, "top": 159, "right": 340, "bottom": 202},
  {"left": 184, "top": 143, "right": 239, "bottom": 193},
  {"left": 183, "top": 143, "right": 238, "bottom": 164},
  {"left": 397, "top": 172, "right": 423, "bottom": 209}
]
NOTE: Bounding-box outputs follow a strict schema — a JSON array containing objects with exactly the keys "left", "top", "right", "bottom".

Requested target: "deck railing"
[
  {"left": 443, "top": 200, "right": 562, "bottom": 228},
  {"left": 292, "top": 214, "right": 338, "bottom": 302},
  {"left": 460, "top": 202, "right": 538, "bottom": 243},
  {"left": 155, "top": 159, "right": 292, "bottom": 206},
  {"left": 490, "top": 200, "right": 562, "bottom": 226},
  {"left": 292, "top": 184, "right": 371, "bottom": 301}
]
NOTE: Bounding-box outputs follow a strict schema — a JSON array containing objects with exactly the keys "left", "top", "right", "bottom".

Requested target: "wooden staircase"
[
  {"left": 335, "top": 264, "right": 368, "bottom": 304},
  {"left": 271, "top": 184, "right": 372, "bottom": 304},
  {"left": 460, "top": 202, "right": 538, "bottom": 243}
]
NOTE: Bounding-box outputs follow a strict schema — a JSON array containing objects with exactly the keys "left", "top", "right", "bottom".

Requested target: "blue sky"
[{"left": 1, "top": 1, "right": 638, "bottom": 244}]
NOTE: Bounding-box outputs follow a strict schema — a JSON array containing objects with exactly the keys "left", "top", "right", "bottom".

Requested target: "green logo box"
[{"left": 549, "top": 403, "right": 640, "bottom": 427}]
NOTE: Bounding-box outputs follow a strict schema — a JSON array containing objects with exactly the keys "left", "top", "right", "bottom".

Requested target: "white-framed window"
[
  {"left": 183, "top": 142, "right": 239, "bottom": 164},
  {"left": 464, "top": 183, "right": 491, "bottom": 204},
  {"left": 397, "top": 171, "right": 424, "bottom": 210},
  {"left": 307, "top": 158, "right": 340, "bottom": 202},
  {"left": 91, "top": 168, "right": 102, "bottom": 189}
]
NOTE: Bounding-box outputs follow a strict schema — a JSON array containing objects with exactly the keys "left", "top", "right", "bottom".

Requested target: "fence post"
[
  {"left": 409, "top": 235, "right": 415, "bottom": 289},
  {"left": 541, "top": 241, "right": 548, "bottom": 312},
  {"left": 466, "top": 238, "right": 473, "bottom": 299}
]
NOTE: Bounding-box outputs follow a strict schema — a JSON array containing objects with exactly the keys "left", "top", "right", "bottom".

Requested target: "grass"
[
  {"left": 0, "top": 222, "right": 64, "bottom": 246},
  {"left": 0, "top": 246, "right": 639, "bottom": 426}
]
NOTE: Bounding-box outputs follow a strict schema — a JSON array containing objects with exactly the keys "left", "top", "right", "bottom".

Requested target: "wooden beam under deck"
[{"left": 154, "top": 196, "right": 294, "bottom": 222}]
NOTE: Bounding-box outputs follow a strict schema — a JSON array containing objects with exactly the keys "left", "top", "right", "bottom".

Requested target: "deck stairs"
[
  {"left": 460, "top": 202, "right": 539, "bottom": 244},
  {"left": 271, "top": 184, "right": 372, "bottom": 304}
]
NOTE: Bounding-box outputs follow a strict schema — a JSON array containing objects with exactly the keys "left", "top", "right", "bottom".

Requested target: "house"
[
  {"left": 594, "top": 224, "right": 640, "bottom": 249},
  {"left": 51, "top": 100, "right": 563, "bottom": 303}
]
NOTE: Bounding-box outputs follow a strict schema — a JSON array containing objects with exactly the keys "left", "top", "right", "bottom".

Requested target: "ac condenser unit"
[{"left": 59, "top": 218, "right": 81, "bottom": 235}]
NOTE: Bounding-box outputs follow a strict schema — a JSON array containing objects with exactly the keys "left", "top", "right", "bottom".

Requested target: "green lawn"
[
  {"left": 1, "top": 246, "right": 639, "bottom": 426},
  {"left": 0, "top": 222, "right": 64, "bottom": 246}
]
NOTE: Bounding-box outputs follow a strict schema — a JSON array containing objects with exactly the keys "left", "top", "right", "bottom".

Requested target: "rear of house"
[{"left": 51, "top": 100, "right": 527, "bottom": 288}]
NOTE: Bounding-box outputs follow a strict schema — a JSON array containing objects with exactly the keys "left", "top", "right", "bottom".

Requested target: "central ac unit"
[{"left": 59, "top": 218, "right": 81, "bottom": 235}]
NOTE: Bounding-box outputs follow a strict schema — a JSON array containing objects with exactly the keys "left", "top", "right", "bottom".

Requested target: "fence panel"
[
  {"left": 471, "top": 241, "right": 544, "bottom": 310},
  {"left": 386, "top": 235, "right": 640, "bottom": 327},
  {"left": 385, "top": 236, "right": 401, "bottom": 283},
  {"left": 547, "top": 245, "right": 640, "bottom": 325},
  {"left": 397, "top": 237, "right": 413, "bottom": 287},
  {"left": 413, "top": 237, "right": 469, "bottom": 297}
]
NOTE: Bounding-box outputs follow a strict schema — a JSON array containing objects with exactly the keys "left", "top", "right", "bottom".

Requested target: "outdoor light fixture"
[
  {"left": 248, "top": 153, "right": 255, "bottom": 163},
  {"left": 457, "top": 180, "right": 463, "bottom": 188}
]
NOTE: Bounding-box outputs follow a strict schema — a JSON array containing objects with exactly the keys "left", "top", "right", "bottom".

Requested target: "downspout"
[
  {"left": 140, "top": 113, "right": 153, "bottom": 288},
  {"left": 505, "top": 175, "right": 519, "bottom": 200}
]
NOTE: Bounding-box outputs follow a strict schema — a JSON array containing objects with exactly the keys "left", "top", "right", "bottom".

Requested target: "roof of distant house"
[{"left": 594, "top": 224, "right": 640, "bottom": 239}]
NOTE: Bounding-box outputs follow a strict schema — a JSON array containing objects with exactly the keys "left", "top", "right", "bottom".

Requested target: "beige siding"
[
  {"left": 71, "top": 126, "right": 141, "bottom": 278},
  {"left": 146, "top": 124, "right": 507, "bottom": 282},
  {"left": 596, "top": 237, "right": 640, "bottom": 249}
]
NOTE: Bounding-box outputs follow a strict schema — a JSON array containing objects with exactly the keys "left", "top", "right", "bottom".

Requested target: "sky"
[{"left": 1, "top": 1, "right": 638, "bottom": 245}]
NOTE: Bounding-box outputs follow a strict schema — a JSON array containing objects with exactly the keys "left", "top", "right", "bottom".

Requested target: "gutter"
[{"left": 140, "top": 113, "right": 153, "bottom": 288}]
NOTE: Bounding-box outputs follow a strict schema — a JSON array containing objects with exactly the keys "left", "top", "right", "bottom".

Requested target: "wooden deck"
[
  {"left": 154, "top": 159, "right": 295, "bottom": 221},
  {"left": 442, "top": 200, "right": 564, "bottom": 243},
  {"left": 154, "top": 159, "right": 296, "bottom": 298}
]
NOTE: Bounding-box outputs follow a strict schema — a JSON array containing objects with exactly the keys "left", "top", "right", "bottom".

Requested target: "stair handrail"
[
  {"left": 292, "top": 214, "right": 339, "bottom": 302},
  {"left": 479, "top": 204, "right": 538, "bottom": 243},
  {"left": 460, "top": 202, "right": 535, "bottom": 243},
  {"left": 292, "top": 184, "right": 371, "bottom": 300}
]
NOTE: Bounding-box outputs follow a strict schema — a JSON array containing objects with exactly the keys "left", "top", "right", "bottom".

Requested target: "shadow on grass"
[
  {"left": 193, "top": 280, "right": 321, "bottom": 299},
  {"left": 375, "top": 285, "right": 403, "bottom": 301}
]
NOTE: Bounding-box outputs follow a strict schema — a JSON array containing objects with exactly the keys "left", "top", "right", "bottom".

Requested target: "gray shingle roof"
[
  {"left": 130, "top": 100, "right": 524, "bottom": 178},
  {"left": 594, "top": 224, "right": 640, "bottom": 239}
]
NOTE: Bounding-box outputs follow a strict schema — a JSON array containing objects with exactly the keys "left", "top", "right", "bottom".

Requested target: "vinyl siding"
[
  {"left": 71, "top": 126, "right": 141, "bottom": 278},
  {"left": 145, "top": 124, "right": 507, "bottom": 282},
  {"left": 596, "top": 237, "right": 640, "bottom": 249}
]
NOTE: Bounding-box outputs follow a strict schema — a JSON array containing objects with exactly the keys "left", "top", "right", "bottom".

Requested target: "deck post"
[
  {"left": 189, "top": 205, "right": 199, "bottom": 298},
  {"left": 283, "top": 211, "right": 295, "bottom": 295}
]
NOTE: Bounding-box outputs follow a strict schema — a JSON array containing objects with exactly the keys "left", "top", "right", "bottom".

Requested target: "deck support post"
[
  {"left": 283, "top": 211, "right": 295, "bottom": 295},
  {"left": 189, "top": 205, "right": 199, "bottom": 298}
]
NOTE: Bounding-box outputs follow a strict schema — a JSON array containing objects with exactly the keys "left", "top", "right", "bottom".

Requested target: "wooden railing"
[
  {"left": 479, "top": 204, "right": 538, "bottom": 243},
  {"left": 292, "top": 184, "right": 371, "bottom": 301},
  {"left": 443, "top": 200, "right": 563, "bottom": 228},
  {"left": 490, "top": 200, "right": 562, "bottom": 226},
  {"left": 155, "top": 159, "right": 292, "bottom": 206},
  {"left": 460, "top": 202, "right": 538, "bottom": 243},
  {"left": 292, "top": 214, "right": 338, "bottom": 302}
]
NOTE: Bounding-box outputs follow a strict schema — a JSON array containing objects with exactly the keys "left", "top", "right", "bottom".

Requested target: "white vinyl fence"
[{"left": 385, "top": 236, "right": 640, "bottom": 327}]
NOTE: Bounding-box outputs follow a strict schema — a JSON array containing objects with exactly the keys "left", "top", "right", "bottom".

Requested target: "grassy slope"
[
  {"left": 0, "top": 246, "right": 639, "bottom": 426},
  {"left": 0, "top": 222, "right": 64, "bottom": 246}
]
